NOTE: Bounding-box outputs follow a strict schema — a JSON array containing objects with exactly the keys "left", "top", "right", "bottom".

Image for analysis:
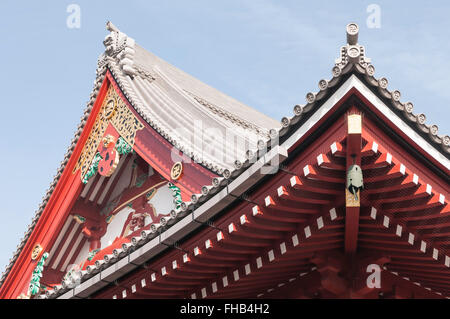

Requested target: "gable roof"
[
  {"left": 1, "top": 22, "right": 448, "bottom": 297},
  {"left": 102, "top": 22, "right": 280, "bottom": 174},
  {"left": 0, "top": 21, "right": 278, "bottom": 291}
]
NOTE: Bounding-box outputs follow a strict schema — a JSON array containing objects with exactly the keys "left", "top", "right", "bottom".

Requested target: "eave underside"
[{"left": 87, "top": 114, "right": 449, "bottom": 299}]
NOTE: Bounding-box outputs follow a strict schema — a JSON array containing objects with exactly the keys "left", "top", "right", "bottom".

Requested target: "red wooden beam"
[{"left": 344, "top": 111, "right": 362, "bottom": 256}]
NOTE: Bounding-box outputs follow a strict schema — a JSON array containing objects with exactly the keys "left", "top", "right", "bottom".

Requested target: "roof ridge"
[{"left": 183, "top": 90, "right": 270, "bottom": 138}]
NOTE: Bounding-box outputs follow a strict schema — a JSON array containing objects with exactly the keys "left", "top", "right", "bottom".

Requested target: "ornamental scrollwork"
[{"left": 74, "top": 85, "right": 144, "bottom": 182}]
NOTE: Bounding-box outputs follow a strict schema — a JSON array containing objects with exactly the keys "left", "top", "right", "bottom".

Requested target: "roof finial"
[
  {"left": 346, "top": 23, "right": 359, "bottom": 45},
  {"left": 106, "top": 21, "right": 119, "bottom": 32}
]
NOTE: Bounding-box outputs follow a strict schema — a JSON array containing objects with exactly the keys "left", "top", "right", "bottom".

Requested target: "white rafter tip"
[
  {"left": 161, "top": 266, "right": 167, "bottom": 276},
  {"left": 201, "top": 288, "right": 207, "bottom": 298},
  {"left": 245, "top": 263, "right": 251, "bottom": 275},
  {"left": 216, "top": 231, "right": 224, "bottom": 242},
  {"left": 194, "top": 246, "right": 201, "bottom": 256},
  {"left": 183, "top": 253, "right": 190, "bottom": 263},
  {"left": 256, "top": 257, "right": 263, "bottom": 269},
  {"left": 304, "top": 226, "right": 311, "bottom": 238},
  {"left": 386, "top": 153, "right": 392, "bottom": 164},
  {"left": 265, "top": 195, "right": 275, "bottom": 207},
  {"left": 222, "top": 276, "right": 228, "bottom": 287},
  {"left": 233, "top": 270, "right": 240, "bottom": 281},
  {"left": 329, "top": 208, "right": 337, "bottom": 220},
  {"left": 303, "top": 165, "right": 310, "bottom": 176},
  {"left": 433, "top": 249, "right": 439, "bottom": 260},
  {"left": 383, "top": 216, "right": 390, "bottom": 228},
  {"left": 330, "top": 142, "right": 338, "bottom": 154},
  {"left": 240, "top": 214, "right": 249, "bottom": 225},
  {"left": 280, "top": 242, "right": 287, "bottom": 255},
  {"left": 172, "top": 260, "right": 178, "bottom": 269},
  {"left": 396, "top": 225, "right": 402, "bottom": 237},
  {"left": 439, "top": 194, "right": 445, "bottom": 205},
  {"left": 252, "top": 205, "right": 262, "bottom": 216},
  {"left": 290, "top": 175, "right": 301, "bottom": 188},
  {"left": 205, "top": 239, "right": 213, "bottom": 249},
  {"left": 408, "top": 233, "right": 415, "bottom": 245},
  {"left": 131, "top": 284, "right": 136, "bottom": 293},
  {"left": 370, "top": 207, "right": 377, "bottom": 220},
  {"left": 277, "top": 186, "right": 288, "bottom": 197},
  {"left": 426, "top": 184, "right": 432, "bottom": 195},
  {"left": 122, "top": 290, "right": 127, "bottom": 298},
  {"left": 268, "top": 250, "right": 275, "bottom": 262},
  {"left": 212, "top": 282, "right": 218, "bottom": 293},
  {"left": 228, "top": 223, "right": 236, "bottom": 233},
  {"left": 317, "top": 154, "right": 324, "bottom": 166},
  {"left": 372, "top": 141, "right": 378, "bottom": 153},
  {"left": 413, "top": 174, "right": 419, "bottom": 185},
  {"left": 191, "top": 293, "right": 197, "bottom": 299},
  {"left": 400, "top": 164, "right": 406, "bottom": 175},
  {"left": 292, "top": 234, "right": 299, "bottom": 247},
  {"left": 446, "top": 256, "right": 450, "bottom": 267},
  {"left": 141, "top": 278, "right": 146, "bottom": 288},
  {"left": 317, "top": 217, "right": 324, "bottom": 229},
  {"left": 151, "top": 273, "right": 156, "bottom": 282}
]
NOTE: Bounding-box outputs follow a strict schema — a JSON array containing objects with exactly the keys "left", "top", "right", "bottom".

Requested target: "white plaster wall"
[
  {"left": 100, "top": 206, "right": 134, "bottom": 248},
  {"left": 72, "top": 240, "right": 90, "bottom": 266},
  {"left": 148, "top": 184, "right": 175, "bottom": 217},
  {"left": 100, "top": 184, "right": 175, "bottom": 247}
]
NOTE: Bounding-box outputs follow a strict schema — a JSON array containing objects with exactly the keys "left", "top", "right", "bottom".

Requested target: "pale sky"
[{"left": 0, "top": 0, "right": 449, "bottom": 274}]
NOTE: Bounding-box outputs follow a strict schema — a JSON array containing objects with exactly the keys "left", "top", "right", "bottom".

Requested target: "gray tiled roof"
[{"left": 102, "top": 21, "right": 280, "bottom": 174}]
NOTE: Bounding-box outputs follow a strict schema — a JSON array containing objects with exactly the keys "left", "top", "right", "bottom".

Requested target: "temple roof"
[
  {"left": 1, "top": 22, "right": 449, "bottom": 295},
  {"left": 102, "top": 22, "right": 280, "bottom": 174}
]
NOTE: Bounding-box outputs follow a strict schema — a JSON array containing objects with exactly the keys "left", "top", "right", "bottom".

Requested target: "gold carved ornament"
[
  {"left": 170, "top": 162, "right": 183, "bottom": 180},
  {"left": 73, "top": 86, "right": 144, "bottom": 180},
  {"left": 31, "top": 244, "right": 43, "bottom": 261}
]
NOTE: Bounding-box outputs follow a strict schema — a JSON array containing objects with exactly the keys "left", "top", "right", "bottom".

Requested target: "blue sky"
[{"left": 0, "top": 1, "right": 449, "bottom": 274}]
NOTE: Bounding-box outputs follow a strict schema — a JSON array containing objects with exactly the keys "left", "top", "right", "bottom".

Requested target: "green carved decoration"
[
  {"left": 73, "top": 215, "right": 86, "bottom": 224},
  {"left": 135, "top": 173, "right": 148, "bottom": 188},
  {"left": 146, "top": 188, "right": 156, "bottom": 200},
  {"left": 168, "top": 182, "right": 182, "bottom": 210},
  {"left": 115, "top": 136, "right": 133, "bottom": 155},
  {"left": 81, "top": 136, "right": 132, "bottom": 185},
  {"left": 82, "top": 152, "right": 102, "bottom": 184},
  {"left": 28, "top": 252, "right": 49, "bottom": 296}
]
